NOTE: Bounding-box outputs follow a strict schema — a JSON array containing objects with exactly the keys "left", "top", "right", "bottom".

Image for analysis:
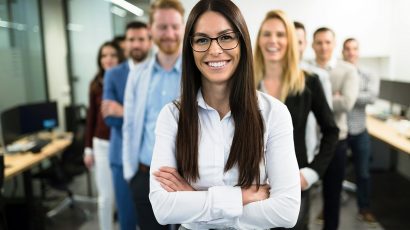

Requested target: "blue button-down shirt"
[{"left": 138, "top": 59, "right": 181, "bottom": 166}]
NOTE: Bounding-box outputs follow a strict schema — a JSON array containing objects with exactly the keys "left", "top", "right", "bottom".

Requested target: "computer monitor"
[
  {"left": 0, "top": 101, "right": 59, "bottom": 146},
  {"left": 19, "top": 102, "right": 59, "bottom": 134},
  {"left": 379, "top": 80, "right": 410, "bottom": 107},
  {"left": 0, "top": 106, "right": 21, "bottom": 146}
]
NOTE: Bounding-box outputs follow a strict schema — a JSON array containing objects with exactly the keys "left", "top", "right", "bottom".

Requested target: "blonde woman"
[{"left": 254, "top": 10, "right": 339, "bottom": 229}]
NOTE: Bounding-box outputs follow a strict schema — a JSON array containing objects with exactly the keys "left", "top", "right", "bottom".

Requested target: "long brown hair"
[
  {"left": 92, "top": 41, "right": 124, "bottom": 91},
  {"left": 254, "top": 10, "right": 305, "bottom": 101},
  {"left": 176, "top": 0, "right": 264, "bottom": 188}
]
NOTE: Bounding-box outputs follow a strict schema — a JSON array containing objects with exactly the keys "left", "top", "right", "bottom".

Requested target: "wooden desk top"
[
  {"left": 3, "top": 133, "right": 73, "bottom": 180},
  {"left": 367, "top": 115, "right": 410, "bottom": 155}
]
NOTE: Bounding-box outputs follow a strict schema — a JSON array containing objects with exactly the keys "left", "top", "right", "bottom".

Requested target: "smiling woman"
[
  {"left": 191, "top": 11, "right": 241, "bottom": 92},
  {"left": 148, "top": 0, "right": 301, "bottom": 229},
  {"left": 254, "top": 10, "right": 339, "bottom": 230}
]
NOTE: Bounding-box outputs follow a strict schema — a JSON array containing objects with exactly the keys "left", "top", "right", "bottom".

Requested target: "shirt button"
[{"left": 162, "top": 91, "right": 166, "bottom": 96}]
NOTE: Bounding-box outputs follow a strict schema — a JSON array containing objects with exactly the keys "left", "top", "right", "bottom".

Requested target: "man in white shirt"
[{"left": 312, "top": 27, "right": 359, "bottom": 230}]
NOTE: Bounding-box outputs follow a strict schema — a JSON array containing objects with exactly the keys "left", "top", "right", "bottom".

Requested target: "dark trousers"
[
  {"left": 322, "top": 140, "right": 348, "bottom": 230},
  {"left": 130, "top": 169, "right": 168, "bottom": 230},
  {"left": 272, "top": 190, "right": 310, "bottom": 230},
  {"left": 348, "top": 130, "right": 371, "bottom": 211}
]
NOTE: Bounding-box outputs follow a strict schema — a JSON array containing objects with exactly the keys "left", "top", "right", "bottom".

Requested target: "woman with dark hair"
[
  {"left": 83, "top": 41, "right": 124, "bottom": 230},
  {"left": 149, "top": 0, "right": 300, "bottom": 229},
  {"left": 254, "top": 10, "right": 339, "bottom": 229}
]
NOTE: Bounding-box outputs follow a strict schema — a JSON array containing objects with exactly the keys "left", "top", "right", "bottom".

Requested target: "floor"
[
  {"left": 308, "top": 184, "right": 384, "bottom": 230},
  {"left": 5, "top": 170, "right": 405, "bottom": 230}
]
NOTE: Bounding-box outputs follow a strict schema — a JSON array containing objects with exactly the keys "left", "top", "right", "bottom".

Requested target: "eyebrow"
[{"left": 192, "top": 29, "right": 234, "bottom": 37}]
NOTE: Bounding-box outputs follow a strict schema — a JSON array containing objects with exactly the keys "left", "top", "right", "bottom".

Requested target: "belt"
[{"left": 139, "top": 163, "right": 150, "bottom": 173}]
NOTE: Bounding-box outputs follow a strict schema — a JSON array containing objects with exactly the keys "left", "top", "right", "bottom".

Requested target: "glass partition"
[{"left": 0, "top": 0, "right": 47, "bottom": 113}]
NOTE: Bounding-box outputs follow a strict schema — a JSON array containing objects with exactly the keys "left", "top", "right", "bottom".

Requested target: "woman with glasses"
[
  {"left": 254, "top": 10, "right": 339, "bottom": 229},
  {"left": 149, "top": 0, "right": 300, "bottom": 229}
]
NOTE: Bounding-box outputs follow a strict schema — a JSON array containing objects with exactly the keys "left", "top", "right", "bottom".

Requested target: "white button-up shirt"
[{"left": 149, "top": 91, "right": 300, "bottom": 229}]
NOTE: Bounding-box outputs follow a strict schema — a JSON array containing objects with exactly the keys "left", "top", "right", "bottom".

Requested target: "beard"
[
  {"left": 156, "top": 39, "right": 181, "bottom": 55},
  {"left": 130, "top": 49, "right": 149, "bottom": 63}
]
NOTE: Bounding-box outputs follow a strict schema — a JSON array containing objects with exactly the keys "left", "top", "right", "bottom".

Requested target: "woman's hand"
[
  {"left": 241, "top": 184, "right": 270, "bottom": 205},
  {"left": 300, "top": 172, "right": 308, "bottom": 191},
  {"left": 153, "top": 167, "right": 195, "bottom": 192},
  {"left": 83, "top": 154, "right": 94, "bottom": 169}
]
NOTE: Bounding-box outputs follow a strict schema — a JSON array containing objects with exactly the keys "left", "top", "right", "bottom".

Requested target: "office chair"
[{"left": 34, "top": 105, "right": 96, "bottom": 219}]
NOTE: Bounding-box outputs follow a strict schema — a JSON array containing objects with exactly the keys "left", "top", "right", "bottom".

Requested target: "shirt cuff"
[
  {"left": 208, "top": 186, "right": 243, "bottom": 219},
  {"left": 300, "top": 167, "right": 319, "bottom": 190},
  {"left": 84, "top": 147, "right": 93, "bottom": 156}
]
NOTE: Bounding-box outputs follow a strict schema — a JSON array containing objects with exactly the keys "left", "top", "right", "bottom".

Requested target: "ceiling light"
[
  {"left": 111, "top": 6, "right": 127, "bottom": 17},
  {"left": 109, "top": 0, "right": 144, "bottom": 17}
]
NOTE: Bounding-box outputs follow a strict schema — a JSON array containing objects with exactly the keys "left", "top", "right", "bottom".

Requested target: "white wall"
[
  {"left": 181, "top": 0, "right": 391, "bottom": 56},
  {"left": 41, "top": 0, "right": 71, "bottom": 131},
  {"left": 391, "top": 0, "right": 410, "bottom": 82},
  {"left": 180, "top": 0, "right": 409, "bottom": 81}
]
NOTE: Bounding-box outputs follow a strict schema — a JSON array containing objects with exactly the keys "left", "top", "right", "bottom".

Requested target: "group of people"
[{"left": 83, "top": 0, "right": 380, "bottom": 230}]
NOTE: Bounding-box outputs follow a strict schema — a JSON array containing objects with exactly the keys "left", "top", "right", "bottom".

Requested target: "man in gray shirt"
[
  {"left": 312, "top": 27, "right": 359, "bottom": 230},
  {"left": 343, "top": 38, "right": 379, "bottom": 224}
]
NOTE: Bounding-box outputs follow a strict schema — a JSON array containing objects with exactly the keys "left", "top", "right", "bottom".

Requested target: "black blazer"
[{"left": 284, "top": 73, "right": 339, "bottom": 178}]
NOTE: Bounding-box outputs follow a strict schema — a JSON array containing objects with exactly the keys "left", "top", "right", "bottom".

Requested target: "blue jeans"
[
  {"left": 348, "top": 130, "right": 371, "bottom": 210},
  {"left": 111, "top": 164, "right": 138, "bottom": 230}
]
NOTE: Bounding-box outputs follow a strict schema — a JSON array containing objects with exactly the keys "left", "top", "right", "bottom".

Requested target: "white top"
[
  {"left": 301, "top": 60, "right": 333, "bottom": 189},
  {"left": 149, "top": 90, "right": 300, "bottom": 229}
]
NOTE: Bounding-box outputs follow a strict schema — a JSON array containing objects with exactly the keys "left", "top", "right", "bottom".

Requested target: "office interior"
[{"left": 0, "top": 0, "right": 409, "bottom": 229}]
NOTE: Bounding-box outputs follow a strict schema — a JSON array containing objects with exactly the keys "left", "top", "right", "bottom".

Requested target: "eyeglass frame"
[{"left": 190, "top": 32, "right": 240, "bottom": 52}]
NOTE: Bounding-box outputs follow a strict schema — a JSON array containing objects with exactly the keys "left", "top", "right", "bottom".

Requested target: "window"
[{"left": 0, "top": 0, "right": 47, "bottom": 113}]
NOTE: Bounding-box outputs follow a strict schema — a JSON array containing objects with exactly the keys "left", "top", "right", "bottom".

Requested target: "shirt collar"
[
  {"left": 312, "top": 57, "right": 337, "bottom": 71},
  {"left": 196, "top": 89, "right": 211, "bottom": 110},
  {"left": 153, "top": 53, "right": 182, "bottom": 74},
  {"left": 128, "top": 59, "right": 137, "bottom": 72},
  {"left": 327, "top": 58, "right": 337, "bottom": 70},
  {"left": 196, "top": 89, "right": 233, "bottom": 119},
  {"left": 196, "top": 89, "right": 265, "bottom": 115}
]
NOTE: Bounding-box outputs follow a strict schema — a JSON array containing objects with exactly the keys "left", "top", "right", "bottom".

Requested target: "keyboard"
[
  {"left": 5, "top": 138, "right": 52, "bottom": 154},
  {"left": 28, "top": 139, "right": 52, "bottom": 153}
]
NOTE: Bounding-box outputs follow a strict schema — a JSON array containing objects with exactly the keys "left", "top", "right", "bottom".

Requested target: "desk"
[
  {"left": 367, "top": 115, "right": 410, "bottom": 155},
  {"left": 1, "top": 133, "right": 72, "bottom": 229},
  {"left": 4, "top": 133, "right": 73, "bottom": 180}
]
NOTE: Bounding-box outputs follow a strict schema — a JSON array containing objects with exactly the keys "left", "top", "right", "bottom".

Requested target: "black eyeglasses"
[{"left": 190, "top": 32, "right": 240, "bottom": 52}]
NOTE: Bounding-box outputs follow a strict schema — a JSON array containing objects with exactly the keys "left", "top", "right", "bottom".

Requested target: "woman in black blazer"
[{"left": 254, "top": 10, "right": 339, "bottom": 230}]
